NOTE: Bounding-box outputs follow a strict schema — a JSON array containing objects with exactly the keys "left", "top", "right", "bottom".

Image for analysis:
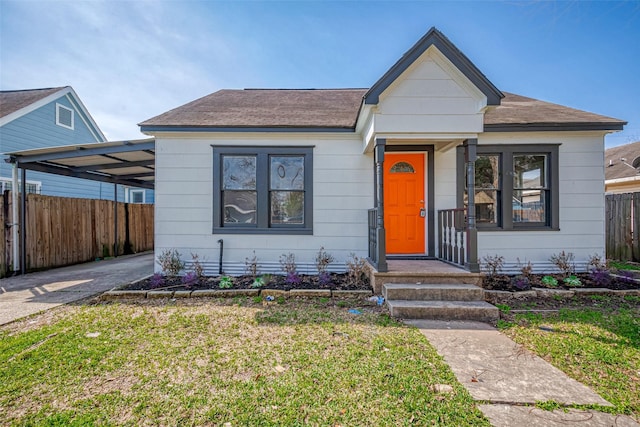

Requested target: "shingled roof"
[
  {"left": 140, "top": 88, "right": 625, "bottom": 132},
  {"left": 605, "top": 141, "right": 640, "bottom": 181},
  {"left": 0, "top": 87, "right": 67, "bottom": 119}
]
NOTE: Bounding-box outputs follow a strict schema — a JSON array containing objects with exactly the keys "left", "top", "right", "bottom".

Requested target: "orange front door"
[{"left": 384, "top": 153, "right": 425, "bottom": 254}]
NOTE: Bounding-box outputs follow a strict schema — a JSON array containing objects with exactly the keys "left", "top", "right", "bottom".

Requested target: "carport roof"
[{"left": 3, "top": 138, "right": 155, "bottom": 190}]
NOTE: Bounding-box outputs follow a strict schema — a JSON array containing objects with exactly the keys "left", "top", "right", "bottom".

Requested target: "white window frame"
[
  {"left": 126, "top": 188, "right": 145, "bottom": 204},
  {"left": 56, "top": 103, "right": 74, "bottom": 129},
  {"left": 0, "top": 178, "right": 42, "bottom": 194}
]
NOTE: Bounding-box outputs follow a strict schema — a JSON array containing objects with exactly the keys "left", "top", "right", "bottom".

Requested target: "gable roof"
[
  {"left": 0, "top": 86, "right": 106, "bottom": 141},
  {"left": 605, "top": 141, "right": 640, "bottom": 181},
  {"left": 364, "top": 27, "right": 503, "bottom": 106},
  {"left": 484, "top": 92, "right": 626, "bottom": 132},
  {"left": 140, "top": 89, "right": 367, "bottom": 131},
  {"left": 140, "top": 88, "right": 625, "bottom": 133}
]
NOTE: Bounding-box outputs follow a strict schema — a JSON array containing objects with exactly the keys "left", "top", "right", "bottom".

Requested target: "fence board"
[
  {"left": 606, "top": 192, "right": 639, "bottom": 262},
  {"left": 0, "top": 192, "right": 154, "bottom": 277}
]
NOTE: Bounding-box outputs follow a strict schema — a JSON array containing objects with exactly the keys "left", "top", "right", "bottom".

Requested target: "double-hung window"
[
  {"left": 460, "top": 144, "right": 559, "bottom": 230},
  {"left": 212, "top": 146, "right": 313, "bottom": 234}
]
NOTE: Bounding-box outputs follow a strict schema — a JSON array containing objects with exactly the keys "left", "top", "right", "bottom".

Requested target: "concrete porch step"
[
  {"left": 383, "top": 283, "right": 484, "bottom": 301},
  {"left": 387, "top": 300, "right": 499, "bottom": 323}
]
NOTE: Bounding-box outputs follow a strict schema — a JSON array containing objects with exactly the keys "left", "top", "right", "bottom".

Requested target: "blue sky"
[{"left": 1, "top": 0, "right": 639, "bottom": 147}]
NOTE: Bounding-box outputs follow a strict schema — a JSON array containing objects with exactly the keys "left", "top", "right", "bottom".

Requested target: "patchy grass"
[
  {"left": 0, "top": 299, "right": 489, "bottom": 426},
  {"left": 499, "top": 306, "right": 640, "bottom": 418},
  {"left": 609, "top": 261, "right": 640, "bottom": 271}
]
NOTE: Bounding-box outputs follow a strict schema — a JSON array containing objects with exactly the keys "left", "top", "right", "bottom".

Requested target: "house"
[
  {"left": 605, "top": 141, "right": 640, "bottom": 194},
  {"left": 0, "top": 86, "right": 153, "bottom": 203},
  {"left": 140, "top": 27, "right": 625, "bottom": 275}
]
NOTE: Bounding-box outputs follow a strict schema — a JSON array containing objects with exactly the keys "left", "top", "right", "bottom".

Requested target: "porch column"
[
  {"left": 464, "top": 139, "right": 479, "bottom": 272},
  {"left": 375, "top": 138, "right": 388, "bottom": 272},
  {"left": 20, "top": 167, "right": 27, "bottom": 275}
]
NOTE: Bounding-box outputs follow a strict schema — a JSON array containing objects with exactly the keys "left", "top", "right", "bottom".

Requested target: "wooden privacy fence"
[
  {"left": 606, "top": 192, "right": 640, "bottom": 262},
  {"left": 1, "top": 192, "right": 153, "bottom": 277}
]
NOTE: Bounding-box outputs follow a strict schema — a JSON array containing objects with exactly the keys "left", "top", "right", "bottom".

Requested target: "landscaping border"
[
  {"left": 484, "top": 287, "right": 640, "bottom": 305},
  {"left": 101, "top": 287, "right": 373, "bottom": 300}
]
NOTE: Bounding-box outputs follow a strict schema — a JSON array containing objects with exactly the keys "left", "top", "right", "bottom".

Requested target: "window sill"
[
  {"left": 477, "top": 226, "right": 560, "bottom": 232},
  {"left": 213, "top": 227, "right": 313, "bottom": 235}
]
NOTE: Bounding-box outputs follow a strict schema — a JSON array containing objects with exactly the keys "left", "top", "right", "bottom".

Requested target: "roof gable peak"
[{"left": 364, "top": 27, "right": 503, "bottom": 105}]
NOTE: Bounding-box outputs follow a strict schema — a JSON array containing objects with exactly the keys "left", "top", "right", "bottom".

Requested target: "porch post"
[
  {"left": 375, "top": 138, "right": 387, "bottom": 272},
  {"left": 464, "top": 139, "right": 479, "bottom": 272},
  {"left": 20, "top": 167, "right": 27, "bottom": 275}
]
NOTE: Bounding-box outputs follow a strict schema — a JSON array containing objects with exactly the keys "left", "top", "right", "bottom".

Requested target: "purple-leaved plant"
[
  {"left": 318, "top": 271, "right": 332, "bottom": 286},
  {"left": 589, "top": 268, "right": 612, "bottom": 287},
  {"left": 511, "top": 275, "right": 531, "bottom": 291},
  {"left": 150, "top": 273, "right": 165, "bottom": 289},
  {"left": 182, "top": 271, "right": 198, "bottom": 289},
  {"left": 619, "top": 270, "right": 636, "bottom": 285},
  {"left": 285, "top": 271, "right": 301, "bottom": 286}
]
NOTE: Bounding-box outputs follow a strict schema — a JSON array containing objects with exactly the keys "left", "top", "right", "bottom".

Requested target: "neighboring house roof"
[
  {"left": 0, "top": 86, "right": 107, "bottom": 141},
  {"left": 605, "top": 141, "right": 640, "bottom": 181},
  {"left": 140, "top": 89, "right": 625, "bottom": 133},
  {"left": 484, "top": 92, "right": 626, "bottom": 132}
]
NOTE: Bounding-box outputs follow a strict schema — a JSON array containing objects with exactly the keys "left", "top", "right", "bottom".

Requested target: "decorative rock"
[
  {"left": 147, "top": 290, "right": 174, "bottom": 299},
  {"left": 611, "top": 289, "right": 640, "bottom": 296},
  {"left": 173, "top": 290, "right": 192, "bottom": 298},
  {"left": 431, "top": 384, "right": 454, "bottom": 394},
  {"left": 260, "top": 289, "right": 289, "bottom": 298},
  {"left": 332, "top": 289, "right": 373, "bottom": 298},
  {"left": 289, "top": 289, "right": 331, "bottom": 298},
  {"left": 532, "top": 288, "right": 574, "bottom": 298},
  {"left": 190, "top": 290, "right": 222, "bottom": 297},
  {"left": 573, "top": 288, "right": 613, "bottom": 296}
]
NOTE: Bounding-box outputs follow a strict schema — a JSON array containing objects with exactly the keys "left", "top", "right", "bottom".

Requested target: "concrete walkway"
[
  {"left": 0, "top": 252, "right": 153, "bottom": 325},
  {"left": 407, "top": 320, "right": 640, "bottom": 427}
]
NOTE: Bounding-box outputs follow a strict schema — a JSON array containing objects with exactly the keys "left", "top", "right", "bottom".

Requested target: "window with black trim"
[
  {"left": 212, "top": 146, "right": 313, "bottom": 234},
  {"left": 459, "top": 145, "right": 559, "bottom": 230}
]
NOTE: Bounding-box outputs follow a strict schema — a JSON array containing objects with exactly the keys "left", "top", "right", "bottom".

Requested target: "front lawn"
[
  {"left": 0, "top": 298, "right": 489, "bottom": 426},
  {"left": 498, "top": 298, "right": 640, "bottom": 418}
]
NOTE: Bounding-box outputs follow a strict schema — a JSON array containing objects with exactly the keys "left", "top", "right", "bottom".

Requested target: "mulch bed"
[
  {"left": 482, "top": 272, "right": 640, "bottom": 292},
  {"left": 124, "top": 273, "right": 371, "bottom": 292}
]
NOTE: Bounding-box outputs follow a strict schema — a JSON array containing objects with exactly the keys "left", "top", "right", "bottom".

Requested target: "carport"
[{"left": 4, "top": 138, "right": 155, "bottom": 275}]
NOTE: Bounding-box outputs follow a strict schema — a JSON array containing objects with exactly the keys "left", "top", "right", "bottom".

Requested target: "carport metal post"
[
  {"left": 20, "top": 167, "right": 26, "bottom": 275},
  {"left": 114, "top": 184, "right": 118, "bottom": 258}
]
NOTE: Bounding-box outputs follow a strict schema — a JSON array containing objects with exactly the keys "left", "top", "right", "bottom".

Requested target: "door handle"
[{"left": 419, "top": 208, "right": 426, "bottom": 218}]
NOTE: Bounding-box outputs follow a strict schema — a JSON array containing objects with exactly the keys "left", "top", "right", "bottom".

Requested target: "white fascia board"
[
  {"left": 0, "top": 87, "right": 70, "bottom": 127},
  {"left": 64, "top": 88, "right": 107, "bottom": 142}
]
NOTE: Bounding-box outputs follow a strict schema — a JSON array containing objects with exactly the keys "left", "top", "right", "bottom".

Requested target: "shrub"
[
  {"left": 541, "top": 275, "right": 558, "bottom": 287},
  {"left": 517, "top": 258, "right": 534, "bottom": 278},
  {"left": 511, "top": 275, "right": 531, "bottom": 291},
  {"left": 346, "top": 253, "right": 368, "bottom": 286},
  {"left": 318, "top": 271, "right": 332, "bottom": 286},
  {"left": 245, "top": 251, "right": 259, "bottom": 278},
  {"left": 315, "top": 246, "right": 334, "bottom": 274},
  {"left": 563, "top": 275, "right": 582, "bottom": 287},
  {"left": 549, "top": 251, "right": 575, "bottom": 277},
  {"left": 587, "top": 253, "right": 607, "bottom": 271},
  {"left": 191, "top": 252, "right": 204, "bottom": 278},
  {"left": 150, "top": 273, "right": 165, "bottom": 289},
  {"left": 589, "top": 268, "right": 612, "bottom": 287},
  {"left": 285, "top": 271, "right": 301, "bottom": 286},
  {"left": 481, "top": 254, "right": 504, "bottom": 277},
  {"left": 182, "top": 272, "right": 198, "bottom": 288},
  {"left": 219, "top": 276, "right": 233, "bottom": 289},
  {"left": 251, "top": 276, "right": 265, "bottom": 288},
  {"left": 279, "top": 253, "right": 297, "bottom": 275},
  {"left": 157, "top": 249, "right": 185, "bottom": 277}
]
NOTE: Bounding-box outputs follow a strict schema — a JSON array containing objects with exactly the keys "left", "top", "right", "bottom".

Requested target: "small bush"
[
  {"left": 315, "top": 247, "right": 335, "bottom": 274},
  {"left": 251, "top": 276, "right": 265, "bottom": 288},
  {"left": 285, "top": 271, "right": 302, "bottom": 286},
  {"left": 219, "top": 276, "right": 233, "bottom": 289},
  {"left": 549, "top": 251, "right": 575, "bottom": 277},
  {"left": 517, "top": 258, "right": 534, "bottom": 278},
  {"left": 511, "top": 275, "right": 531, "bottom": 291},
  {"left": 346, "top": 253, "right": 368, "bottom": 286},
  {"left": 481, "top": 254, "right": 504, "bottom": 277},
  {"left": 150, "top": 273, "right": 165, "bottom": 289},
  {"left": 563, "top": 275, "right": 582, "bottom": 287},
  {"left": 245, "top": 251, "right": 259, "bottom": 278},
  {"left": 191, "top": 252, "right": 204, "bottom": 278},
  {"left": 587, "top": 253, "right": 607, "bottom": 271},
  {"left": 157, "top": 249, "right": 185, "bottom": 277},
  {"left": 182, "top": 272, "right": 198, "bottom": 288},
  {"left": 541, "top": 275, "right": 558, "bottom": 287},
  {"left": 279, "top": 253, "right": 297, "bottom": 275},
  {"left": 590, "top": 268, "right": 612, "bottom": 287},
  {"left": 318, "top": 271, "right": 332, "bottom": 286}
]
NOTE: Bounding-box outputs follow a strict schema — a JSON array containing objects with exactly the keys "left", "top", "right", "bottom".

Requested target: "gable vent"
[{"left": 56, "top": 103, "right": 74, "bottom": 129}]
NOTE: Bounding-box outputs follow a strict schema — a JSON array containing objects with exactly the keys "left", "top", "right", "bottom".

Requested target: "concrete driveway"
[{"left": 0, "top": 252, "right": 153, "bottom": 325}]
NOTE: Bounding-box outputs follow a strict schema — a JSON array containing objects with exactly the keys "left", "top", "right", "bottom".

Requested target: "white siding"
[
  {"left": 373, "top": 47, "right": 486, "bottom": 135},
  {"left": 154, "top": 134, "right": 373, "bottom": 274},
  {"left": 476, "top": 132, "right": 606, "bottom": 272}
]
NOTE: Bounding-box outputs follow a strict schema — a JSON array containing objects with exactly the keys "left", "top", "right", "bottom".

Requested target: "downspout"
[{"left": 11, "top": 164, "right": 19, "bottom": 273}]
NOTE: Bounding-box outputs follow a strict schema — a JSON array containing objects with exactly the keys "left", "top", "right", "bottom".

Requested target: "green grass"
[
  {"left": 499, "top": 306, "right": 640, "bottom": 418},
  {"left": 0, "top": 299, "right": 489, "bottom": 426},
  {"left": 609, "top": 261, "right": 640, "bottom": 271}
]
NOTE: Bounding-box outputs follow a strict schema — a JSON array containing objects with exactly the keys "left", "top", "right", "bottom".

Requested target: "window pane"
[
  {"left": 390, "top": 161, "right": 415, "bottom": 173},
  {"left": 514, "top": 155, "right": 546, "bottom": 189},
  {"left": 475, "top": 155, "right": 500, "bottom": 189},
  {"left": 270, "top": 156, "right": 304, "bottom": 190},
  {"left": 513, "top": 189, "right": 545, "bottom": 222},
  {"left": 271, "top": 191, "right": 304, "bottom": 224},
  {"left": 474, "top": 190, "right": 498, "bottom": 223},
  {"left": 223, "top": 156, "right": 256, "bottom": 190},
  {"left": 224, "top": 191, "right": 257, "bottom": 224}
]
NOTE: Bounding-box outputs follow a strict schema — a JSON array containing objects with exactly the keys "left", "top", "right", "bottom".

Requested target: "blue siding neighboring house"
[{"left": 0, "top": 87, "right": 153, "bottom": 203}]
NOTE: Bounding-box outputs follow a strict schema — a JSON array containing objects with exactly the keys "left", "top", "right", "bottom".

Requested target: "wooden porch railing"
[{"left": 438, "top": 208, "right": 467, "bottom": 267}]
